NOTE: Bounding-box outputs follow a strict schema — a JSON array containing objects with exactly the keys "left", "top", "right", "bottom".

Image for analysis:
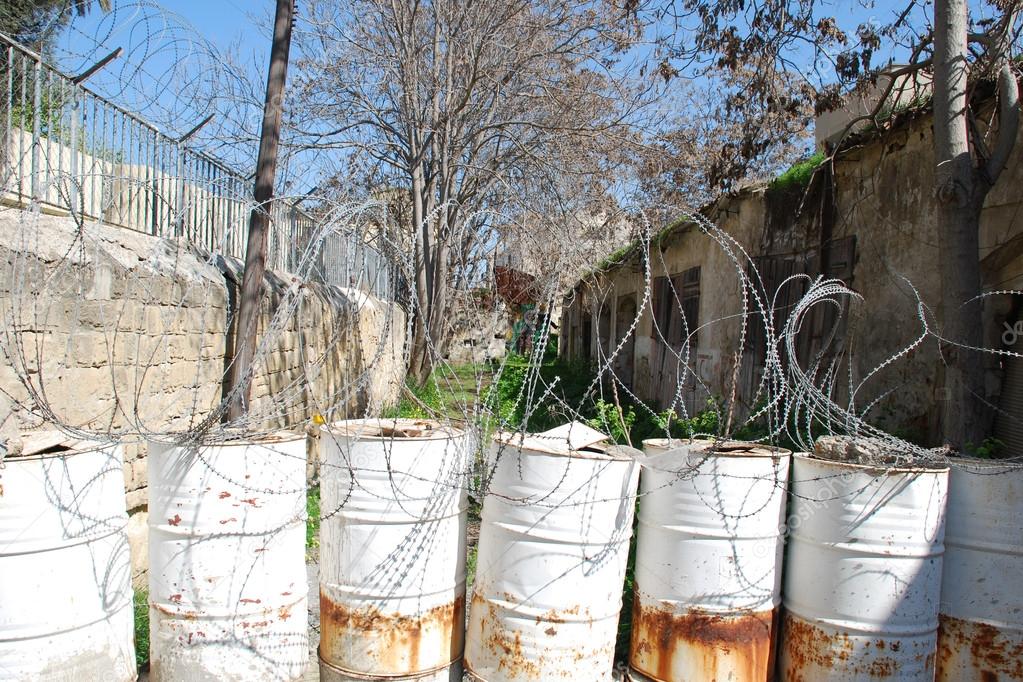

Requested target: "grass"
[
  {"left": 133, "top": 587, "right": 149, "bottom": 672},
  {"left": 769, "top": 151, "right": 826, "bottom": 194},
  {"left": 307, "top": 486, "right": 320, "bottom": 559},
  {"left": 384, "top": 362, "right": 497, "bottom": 420},
  {"left": 466, "top": 545, "right": 478, "bottom": 586}
]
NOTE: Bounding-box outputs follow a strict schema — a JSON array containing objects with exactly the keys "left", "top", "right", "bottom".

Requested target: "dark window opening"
[{"left": 651, "top": 266, "right": 701, "bottom": 352}]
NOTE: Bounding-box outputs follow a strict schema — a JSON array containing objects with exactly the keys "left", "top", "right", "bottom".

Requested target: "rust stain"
[
  {"left": 629, "top": 597, "right": 775, "bottom": 682},
  {"left": 936, "top": 614, "right": 1023, "bottom": 682},
  {"left": 239, "top": 598, "right": 262, "bottom": 604},
  {"left": 218, "top": 491, "right": 231, "bottom": 499},
  {"left": 781, "top": 611, "right": 933, "bottom": 679},
  {"left": 169, "top": 594, "right": 182, "bottom": 604},
  {"left": 219, "top": 517, "right": 237, "bottom": 524},
  {"left": 319, "top": 588, "right": 465, "bottom": 675},
  {"left": 474, "top": 591, "right": 608, "bottom": 680},
  {"left": 168, "top": 514, "right": 181, "bottom": 526},
  {"left": 151, "top": 602, "right": 198, "bottom": 620},
  {"left": 279, "top": 603, "right": 293, "bottom": 620},
  {"left": 240, "top": 497, "right": 260, "bottom": 507},
  {"left": 240, "top": 620, "right": 269, "bottom": 629}
]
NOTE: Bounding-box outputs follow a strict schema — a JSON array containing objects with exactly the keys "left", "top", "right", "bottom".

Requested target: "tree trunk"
[
  {"left": 225, "top": 0, "right": 294, "bottom": 421},
  {"left": 408, "top": 166, "right": 435, "bottom": 385},
  {"left": 933, "top": 0, "right": 990, "bottom": 450}
]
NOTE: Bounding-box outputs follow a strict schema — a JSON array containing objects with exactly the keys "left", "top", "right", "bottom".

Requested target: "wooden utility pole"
[{"left": 226, "top": 0, "right": 295, "bottom": 420}]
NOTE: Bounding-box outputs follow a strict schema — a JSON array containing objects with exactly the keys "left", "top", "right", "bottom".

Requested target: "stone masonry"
[{"left": 0, "top": 210, "right": 406, "bottom": 584}]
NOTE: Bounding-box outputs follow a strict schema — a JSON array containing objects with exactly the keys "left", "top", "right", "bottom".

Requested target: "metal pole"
[{"left": 226, "top": 0, "right": 295, "bottom": 421}]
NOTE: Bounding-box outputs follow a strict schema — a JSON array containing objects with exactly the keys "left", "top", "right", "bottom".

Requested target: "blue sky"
[{"left": 42, "top": 0, "right": 1000, "bottom": 196}]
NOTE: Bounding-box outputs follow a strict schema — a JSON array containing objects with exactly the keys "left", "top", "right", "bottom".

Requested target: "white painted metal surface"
[
  {"left": 781, "top": 454, "right": 949, "bottom": 681},
  {"left": 318, "top": 419, "right": 471, "bottom": 681},
  {"left": 148, "top": 433, "right": 308, "bottom": 681},
  {"left": 631, "top": 439, "right": 790, "bottom": 682},
  {"left": 937, "top": 458, "right": 1023, "bottom": 682},
  {"left": 0, "top": 435, "right": 135, "bottom": 681},
  {"left": 465, "top": 425, "right": 641, "bottom": 682}
]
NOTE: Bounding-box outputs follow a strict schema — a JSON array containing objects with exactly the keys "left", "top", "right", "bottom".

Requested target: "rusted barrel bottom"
[
  {"left": 318, "top": 653, "right": 463, "bottom": 681},
  {"left": 464, "top": 590, "right": 619, "bottom": 682},
  {"left": 628, "top": 595, "right": 777, "bottom": 682},
  {"left": 780, "top": 611, "right": 937, "bottom": 681},
  {"left": 936, "top": 614, "right": 1023, "bottom": 681},
  {"left": 318, "top": 589, "right": 465, "bottom": 676}
]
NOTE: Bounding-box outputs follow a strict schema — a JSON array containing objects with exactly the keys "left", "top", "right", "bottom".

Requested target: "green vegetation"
[
  {"left": 614, "top": 504, "right": 639, "bottom": 663},
  {"left": 383, "top": 377, "right": 444, "bottom": 419},
  {"left": 384, "top": 362, "right": 492, "bottom": 420},
  {"left": 466, "top": 544, "right": 478, "bottom": 587},
  {"left": 490, "top": 350, "right": 739, "bottom": 445},
  {"left": 769, "top": 151, "right": 826, "bottom": 194},
  {"left": 133, "top": 587, "right": 149, "bottom": 672},
  {"left": 967, "top": 436, "right": 1004, "bottom": 459},
  {"left": 591, "top": 216, "right": 688, "bottom": 275},
  {"left": 306, "top": 486, "right": 320, "bottom": 558},
  {"left": 595, "top": 242, "right": 638, "bottom": 271}
]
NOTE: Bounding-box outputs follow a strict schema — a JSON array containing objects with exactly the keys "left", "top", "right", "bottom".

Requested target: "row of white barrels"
[
  {"left": 314, "top": 424, "right": 1023, "bottom": 682},
  {"left": 1, "top": 424, "right": 1020, "bottom": 681},
  {"left": 0, "top": 432, "right": 310, "bottom": 682}
]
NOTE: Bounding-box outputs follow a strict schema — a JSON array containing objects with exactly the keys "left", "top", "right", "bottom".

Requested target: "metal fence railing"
[{"left": 0, "top": 34, "right": 394, "bottom": 301}]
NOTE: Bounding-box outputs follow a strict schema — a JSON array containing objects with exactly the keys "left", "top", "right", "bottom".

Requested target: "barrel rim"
[
  {"left": 944, "top": 455, "right": 1023, "bottom": 473},
  {"left": 491, "top": 435, "right": 638, "bottom": 461},
  {"left": 642, "top": 438, "right": 790, "bottom": 459},
  {"left": 792, "top": 452, "right": 949, "bottom": 474},
  {"left": 148, "top": 429, "right": 305, "bottom": 448},
  {"left": 324, "top": 418, "right": 465, "bottom": 442}
]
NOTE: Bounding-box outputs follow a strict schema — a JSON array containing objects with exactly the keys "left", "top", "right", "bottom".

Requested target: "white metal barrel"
[
  {"left": 937, "top": 458, "right": 1023, "bottom": 681},
  {"left": 148, "top": 432, "right": 309, "bottom": 681},
  {"left": 781, "top": 454, "right": 948, "bottom": 681},
  {"left": 630, "top": 439, "right": 790, "bottom": 682},
  {"left": 465, "top": 427, "right": 641, "bottom": 682},
  {"left": 0, "top": 434, "right": 135, "bottom": 681},
  {"left": 319, "top": 419, "right": 470, "bottom": 681}
]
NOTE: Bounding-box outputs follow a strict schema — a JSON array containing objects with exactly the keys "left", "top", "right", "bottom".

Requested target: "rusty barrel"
[
  {"left": 937, "top": 458, "right": 1023, "bottom": 681},
  {"left": 148, "top": 432, "right": 309, "bottom": 681},
  {"left": 0, "top": 433, "right": 135, "bottom": 680},
  {"left": 629, "top": 439, "right": 790, "bottom": 682},
  {"left": 780, "top": 454, "right": 948, "bottom": 681},
  {"left": 319, "top": 419, "right": 470, "bottom": 681},
  {"left": 465, "top": 426, "right": 641, "bottom": 681}
]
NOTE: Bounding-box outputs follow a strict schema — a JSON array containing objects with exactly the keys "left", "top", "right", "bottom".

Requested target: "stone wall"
[{"left": 0, "top": 210, "right": 406, "bottom": 583}]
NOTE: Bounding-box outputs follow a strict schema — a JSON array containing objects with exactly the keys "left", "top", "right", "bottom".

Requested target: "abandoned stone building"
[{"left": 561, "top": 93, "right": 1023, "bottom": 448}]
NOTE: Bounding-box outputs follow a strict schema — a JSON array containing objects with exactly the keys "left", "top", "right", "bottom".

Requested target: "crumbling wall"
[
  {"left": 568, "top": 111, "right": 1023, "bottom": 441},
  {"left": 0, "top": 210, "right": 406, "bottom": 583}
]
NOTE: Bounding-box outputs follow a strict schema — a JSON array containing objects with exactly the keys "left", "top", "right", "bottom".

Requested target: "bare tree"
[
  {"left": 628, "top": 0, "right": 1021, "bottom": 451},
  {"left": 636, "top": 64, "right": 814, "bottom": 216},
  {"left": 294, "top": 0, "right": 644, "bottom": 383}
]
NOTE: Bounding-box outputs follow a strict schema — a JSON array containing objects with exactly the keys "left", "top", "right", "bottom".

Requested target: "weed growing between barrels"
[
  {"left": 615, "top": 501, "right": 639, "bottom": 664},
  {"left": 307, "top": 486, "right": 320, "bottom": 560},
  {"left": 134, "top": 587, "right": 149, "bottom": 672}
]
